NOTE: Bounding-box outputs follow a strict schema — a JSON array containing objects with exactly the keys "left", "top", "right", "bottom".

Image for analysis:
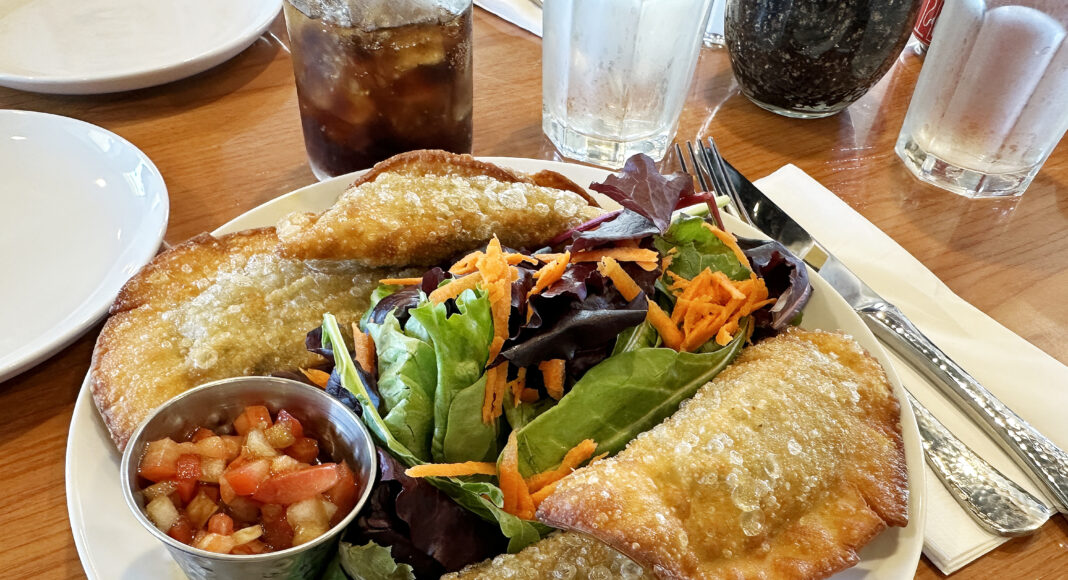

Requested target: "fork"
[{"left": 677, "top": 139, "right": 1052, "bottom": 537}]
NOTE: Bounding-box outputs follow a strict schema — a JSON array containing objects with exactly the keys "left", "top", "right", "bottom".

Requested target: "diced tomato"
[
  {"left": 275, "top": 410, "right": 304, "bottom": 439},
  {"left": 167, "top": 514, "right": 194, "bottom": 544},
  {"left": 176, "top": 479, "right": 198, "bottom": 504},
  {"left": 176, "top": 453, "right": 201, "bottom": 481},
  {"left": 233, "top": 406, "right": 272, "bottom": 436},
  {"left": 223, "top": 458, "right": 271, "bottom": 496},
  {"left": 191, "top": 427, "right": 216, "bottom": 442},
  {"left": 260, "top": 504, "right": 293, "bottom": 551},
  {"left": 220, "top": 436, "right": 242, "bottom": 461},
  {"left": 207, "top": 513, "right": 235, "bottom": 535},
  {"left": 139, "top": 438, "right": 179, "bottom": 482},
  {"left": 251, "top": 464, "right": 340, "bottom": 505},
  {"left": 323, "top": 461, "right": 358, "bottom": 527},
  {"left": 284, "top": 437, "right": 319, "bottom": 464}
]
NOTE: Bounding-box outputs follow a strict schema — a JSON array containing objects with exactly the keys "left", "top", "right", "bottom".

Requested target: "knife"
[{"left": 712, "top": 150, "right": 1068, "bottom": 516}]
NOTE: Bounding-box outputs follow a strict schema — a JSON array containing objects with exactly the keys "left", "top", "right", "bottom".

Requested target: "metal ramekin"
[{"left": 120, "top": 376, "right": 376, "bottom": 579}]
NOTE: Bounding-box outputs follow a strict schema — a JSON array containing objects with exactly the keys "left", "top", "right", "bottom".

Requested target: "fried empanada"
[
  {"left": 537, "top": 329, "right": 908, "bottom": 580},
  {"left": 276, "top": 150, "right": 601, "bottom": 266},
  {"left": 90, "top": 228, "right": 409, "bottom": 450}
]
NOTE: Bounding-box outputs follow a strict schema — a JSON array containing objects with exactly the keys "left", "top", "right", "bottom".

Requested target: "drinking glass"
[
  {"left": 284, "top": 0, "right": 473, "bottom": 180},
  {"left": 703, "top": 0, "right": 726, "bottom": 47},
  {"left": 725, "top": 0, "right": 922, "bottom": 118},
  {"left": 542, "top": 0, "right": 713, "bottom": 169},
  {"left": 896, "top": 0, "right": 1068, "bottom": 198}
]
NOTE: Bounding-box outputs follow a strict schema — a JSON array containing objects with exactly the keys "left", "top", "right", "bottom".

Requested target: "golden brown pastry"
[
  {"left": 90, "top": 228, "right": 408, "bottom": 450},
  {"left": 275, "top": 150, "right": 601, "bottom": 266},
  {"left": 442, "top": 532, "right": 654, "bottom": 580},
  {"left": 537, "top": 329, "right": 909, "bottom": 580}
]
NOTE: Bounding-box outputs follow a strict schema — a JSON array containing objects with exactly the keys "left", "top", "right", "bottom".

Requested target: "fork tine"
[
  {"left": 685, "top": 141, "right": 712, "bottom": 192},
  {"left": 674, "top": 142, "right": 690, "bottom": 176},
  {"left": 701, "top": 138, "right": 755, "bottom": 227}
]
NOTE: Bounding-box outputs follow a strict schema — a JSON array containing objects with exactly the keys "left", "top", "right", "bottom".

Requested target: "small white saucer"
[
  {"left": 0, "top": 110, "right": 168, "bottom": 381},
  {"left": 0, "top": 0, "right": 281, "bottom": 95}
]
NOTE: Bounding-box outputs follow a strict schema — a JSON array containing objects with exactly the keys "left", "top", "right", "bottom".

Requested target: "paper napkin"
[
  {"left": 475, "top": 0, "right": 542, "bottom": 37},
  {"left": 753, "top": 165, "right": 1067, "bottom": 574}
]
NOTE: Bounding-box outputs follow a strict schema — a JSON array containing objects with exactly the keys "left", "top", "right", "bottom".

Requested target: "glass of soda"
[{"left": 283, "top": 0, "right": 473, "bottom": 180}]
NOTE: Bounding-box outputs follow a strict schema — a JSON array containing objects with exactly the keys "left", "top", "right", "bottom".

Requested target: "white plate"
[
  {"left": 0, "top": 110, "right": 167, "bottom": 382},
  {"left": 66, "top": 158, "right": 924, "bottom": 579},
  {"left": 0, "top": 0, "right": 281, "bottom": 95}
]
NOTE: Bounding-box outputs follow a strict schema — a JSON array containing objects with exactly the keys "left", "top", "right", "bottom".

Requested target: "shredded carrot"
[
  {"left": 570, "top": 248, "right": 659, "bottom": 264},
  {"left": 520, "top": 388, "right": 541, "bottom": 403},
  {"left": 646, "top": 300, "right": 683, "bottom": 350},
  {"left": 405, "top": 462, "right": 498, "bottom": 478},
  {"left": 378, "top": 277, "right": 423, "bottom": 286},
  {"left": 533, "top": 253, "right": 566, "bottom": 263},
  {"left": 530, "top": 480, "right": 559, "bottom": 508},
  {"left": 526, "top": 439, "right": 598, "bottom": 492},
  {"left": 481, "top": 364, "right": 508, "bottom": 423},
  {"left": 300, "top": 368, "right": 330, "bottom": 388},
  {"left": 499, "top": 432, "right": 535, "bottom": 520},
  {"left": 597, "top": 256, "right": 642, "bottom": 301},
  {"left": 528, "top": 251, "right": 570, "bottom": 298},
  {"left": 428, "top": 273, "right": 482, "bottom": 304},
  {"left": 539, "top": 359, "right": 566, "bottom": 400},
  {"left": 451, "top": 252, "right": 537, "bottom": 275},
  {"left": 352, "top": 326, "right": 376, "bottom": 374},
  {"left": 476, "top": 237, "right": 513, "bottom": 362},
  {"left": 704, "top": 223, "right": 750, "bottom": 268},
  {"left": 508, "top": 368, "right": 528, "bottom": 407}
]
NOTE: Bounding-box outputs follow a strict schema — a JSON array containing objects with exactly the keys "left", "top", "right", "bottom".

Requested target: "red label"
[{"left": 913, "top": 0, "right": 945, "bottom": 46}]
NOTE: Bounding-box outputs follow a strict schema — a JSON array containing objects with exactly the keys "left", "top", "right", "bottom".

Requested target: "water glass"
[
  {"left": 703, "top": 0, "right": 726, "bottom": 47},
  {"left": 896, "top": 0, "right": 1068, "bottom": 198},
  {"left": 542, "top": 0, "right": 713, "bottom": 169}
]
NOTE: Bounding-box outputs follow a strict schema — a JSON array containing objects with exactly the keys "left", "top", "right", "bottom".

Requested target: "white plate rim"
[
  {"left": 0, "top": 109, "right": 169, "bottom": 382},
  {"left": 0, "top": 0, "right": 282, "bottom": 95},
  {"left": 66, "top": 157, "right": 924, "bottom": 579}
]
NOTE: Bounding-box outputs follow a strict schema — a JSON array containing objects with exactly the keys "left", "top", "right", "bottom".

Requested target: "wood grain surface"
[{"left": 0, "top": 8, "right": 1065, "bottom": 579}]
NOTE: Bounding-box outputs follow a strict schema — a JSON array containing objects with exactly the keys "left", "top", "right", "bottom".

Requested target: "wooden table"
[{"left": 1, "top": 9, "right": 1065, "bottom": 579}]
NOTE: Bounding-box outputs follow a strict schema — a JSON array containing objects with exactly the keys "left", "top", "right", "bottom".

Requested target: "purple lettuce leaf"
[
  {"left": 736, "top": 237, "right": 812, "bottom": 331},
  {"left": 569, "top": 210, "right": 660, "bottom": 252},
  {"left": 588, "top": 153, "right": 695, "bottom": 233},
  {"left": 497, "top": 293, "right": 647, "bottom": 370},
  {"left": 345, "top": 449, "right": 506, "bottom": 576}
]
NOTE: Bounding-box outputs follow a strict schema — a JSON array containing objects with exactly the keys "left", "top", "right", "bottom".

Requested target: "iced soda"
[{"left": 284, "top": 0, "right": 473, "bottom": 179}]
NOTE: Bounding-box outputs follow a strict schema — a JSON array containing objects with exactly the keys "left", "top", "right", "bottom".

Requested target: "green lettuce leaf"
[
  {"left": 337, "top": 541, "right": 416, "bottom": 580},
  {"left": 407, "top": 288, "right": 496, "bottom": 463},
  {"left": 365, "top": 311, "right": 437, "bottom": 460},
  {"left": 442, "top": 375, "right": 501, "bottom": 463},
  {"left": 611, "top": 320, "right": 660, "bottom": 355},
  {"left": 322, "top": 314, "right": 545, "bottom": 553},
  {"left": 654, "top": 214, "right": 751, "bottom": 282},
  {"left": 513, "top": 321, "right": 748, "bottom": 476}
]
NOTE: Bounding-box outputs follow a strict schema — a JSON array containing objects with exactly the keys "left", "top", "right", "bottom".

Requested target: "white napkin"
[
  {"left": 475, "top": 0, "right": 542, "bottom": 37},
  {"left": 753, "top": 165, "right": 1067, "bottom": 574}
]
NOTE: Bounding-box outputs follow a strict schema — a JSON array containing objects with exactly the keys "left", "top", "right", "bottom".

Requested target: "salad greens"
[
  {"left": 513, "top": 321, "right": 747, "bottom": 477},
  {"left": 321, "top": 315, "right": 547, "bottom": 554},
  {"left": 313, "top": 153, "right": 813, "bottom": 577},
  {"left": 655, "top": 213, "right": 752, "bottom": 282},
  {"left": 405, "top": 289, "right": 496, "bottom": 463}
]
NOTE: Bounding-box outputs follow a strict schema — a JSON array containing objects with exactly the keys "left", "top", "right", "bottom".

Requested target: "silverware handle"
[
  {"left": 861, "top": 303, "right": 1068, "bottom": 513},
  {"left": 906, "top": 391, "right": 1051, "bottom": 535}
]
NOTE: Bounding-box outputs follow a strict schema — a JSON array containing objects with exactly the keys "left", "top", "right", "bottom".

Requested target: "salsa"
[{"left": 137, "top": 405, "right": 360, "bottom": 554}]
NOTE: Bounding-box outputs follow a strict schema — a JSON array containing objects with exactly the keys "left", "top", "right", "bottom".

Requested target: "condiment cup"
[{"left": 120, "top": 376, "right": 377, "bottom": 580}]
